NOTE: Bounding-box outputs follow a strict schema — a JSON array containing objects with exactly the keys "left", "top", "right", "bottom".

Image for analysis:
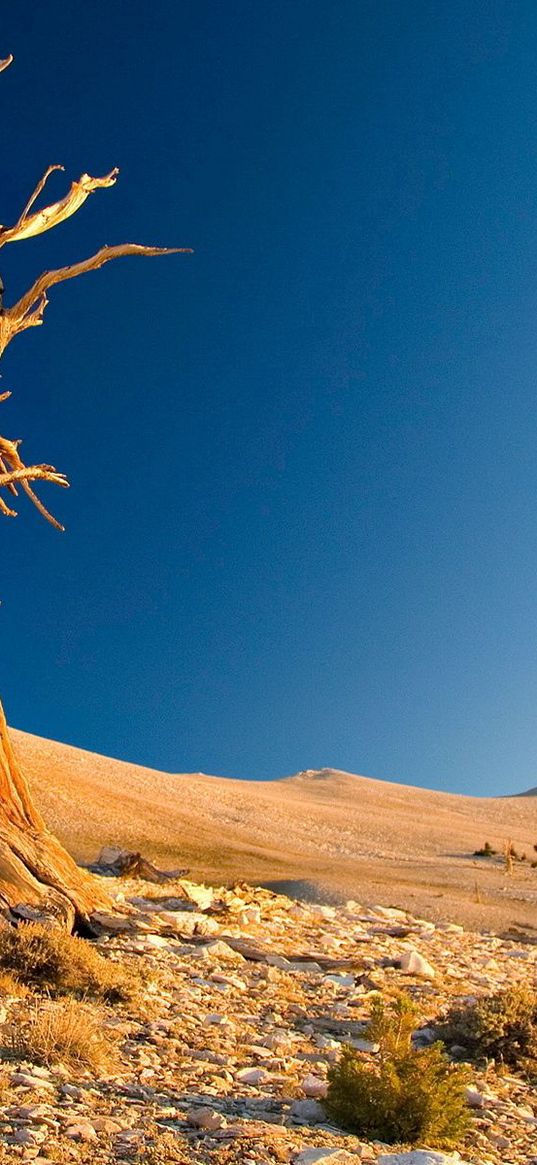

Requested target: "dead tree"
[{"left": 0, "top": 53, "right": 191, "bottom": 928}]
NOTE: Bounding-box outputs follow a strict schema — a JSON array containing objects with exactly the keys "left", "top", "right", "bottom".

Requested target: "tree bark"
[{"left": 0, "top": 699, "right": 110, "bottom": 928}]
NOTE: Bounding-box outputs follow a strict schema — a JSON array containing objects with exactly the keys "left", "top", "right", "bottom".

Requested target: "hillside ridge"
[{"left": 8, "top": 725, "right": 537, "bottom": 934}]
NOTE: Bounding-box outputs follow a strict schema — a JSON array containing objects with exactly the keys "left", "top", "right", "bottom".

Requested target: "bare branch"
[
  {"left": 0, "top": 168, "right": 120, "bottom": 247},
  {"left": 19, "top": 478, "right": 65, "bottom": 530},
  {"left": 0, "top": 243, "right": 191, "bottom": 357},
  {"left": 0, "top": 454, "right": 18, "bottom": 497},
  {"left": 0, "top": 424, "right": 69, "bottom": 529},
  {"left": 17, "top": 164, "right": 65, "bottom": 224},
  {"left": 0, "top": 50, "right": 192, "bottom": 531}
]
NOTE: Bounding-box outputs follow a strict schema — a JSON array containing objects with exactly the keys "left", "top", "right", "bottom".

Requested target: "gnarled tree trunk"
[
  {"left": 0, "top": 700, "right": 110, "bottom": 927},
  {"left": 0, "top": 53, "right": 189, "bottom": 928}
]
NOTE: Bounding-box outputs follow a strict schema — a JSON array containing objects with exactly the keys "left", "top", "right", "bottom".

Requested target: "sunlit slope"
[{"left": 11, "top": 730, "right": 537, "bottom": 931}]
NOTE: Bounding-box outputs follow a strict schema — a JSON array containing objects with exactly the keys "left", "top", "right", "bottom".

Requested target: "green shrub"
[
  {"left": 0, "top": 923, "right": 136, "bottom": 1002},
  {"left": 324, "top": 993, "right": 470, "bottom": 1147},
  {"left": 438, "top": 985, "right": 537, "bottom": 1076}
]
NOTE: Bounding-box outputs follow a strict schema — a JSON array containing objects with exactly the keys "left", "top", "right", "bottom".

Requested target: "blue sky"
[{"left": 1, "top": 1, "right": 537, "bottom": 795}]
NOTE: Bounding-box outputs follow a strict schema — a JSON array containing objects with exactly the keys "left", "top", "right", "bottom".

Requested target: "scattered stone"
[
  {"left": 235, "top": 1066, "right": 269, "bottom": 1085},
  {"left": 301, "top": 1073, "right": 328, "bottom": 1098},
  {"left": 293, "top": 1150, "right": 355, "bottom": 1164},
  {"left": 399, "top": 949, "right": 436, "bottom": 978},
  {"left": 64, "top": 1122, "right": 98, "bottom": 1141},
  {"left": 290, "top": 1098, "right": 326, "bottom": 1123},
  {"left": 187, "top": 1105, "right": 227, "bottom": 1130},
  {"left": 377, "top": 1155, "right": 471, "bottom": 1165},
  {"left": 0, "top": 869, "right": 533, "bottom": 1165}
]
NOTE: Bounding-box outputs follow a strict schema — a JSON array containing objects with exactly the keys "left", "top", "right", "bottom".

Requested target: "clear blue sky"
[{"left": 1, "top": 1, "right": 537, "bottom": 795}]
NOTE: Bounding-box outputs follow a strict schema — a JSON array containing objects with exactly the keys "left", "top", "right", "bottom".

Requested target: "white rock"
[
  {"left": 324, "top": 973, "right": 355, "bottom": 987},
  {"left": 12, "top": 1128, "right": 46, "bottom": 1146},
  {"left": 238, "top": 905, "right": 261, "bottom": 925},
  {"left": 10, "top": 1074, "right": 54, "bottom": 1091},
  {"left": 399, "top": 949, "right": 436, "bottom": 978},
  {"left": 373, "top": 905, "right": 408, "bottom": 920},
  {"left": 350, "top": 1038, "right": 380, "bottom": 1053},
  {"left": 377, "top": 1153, "right": 472, "bottom": 1165},
  {"left": 60, "top": 1084, "right": 83, "bottom": 1100},
  {"left": 203, "top": 1013, "right": 233, "bottom": 1027},
  {"left": 96, "top": 845, "right": 123, "bottom": 867},
  {"left": 290, "top": 1098, "right": 325, "bottom": 1123},
  {"left": 301, "top": 1073, "right": 328, "bottom": 1098},
  {"left": 11, "top": 1105, "right": 52, "bottom": 1122},
  {"left": 465, "top": 1085, "right": 498, "bottom": 1108},
  {"left": 293, "top": 1150, "right": 354, "bottom": 1164},
  {"left": 188, "top": 1106, "right": 227, "bottom": 1130},
  {"left": 65, "top": 1123, "right": 98, "bottom": 1142},
  {"left": 92, "top": 1117, "right": 125, "bottom": 1134},
  {"left": 181, "top": 882, "right": 215, "bottom": 910},
  {"left": 196, "top": 940, "right": 245, "bottom": 962},
  {"left": 144, "top": 933, "right": 170, "bottom": 949},
  {"left": 288, "top": 904, "right": 312, "bottom": 920},
  {"left": 159, "top": 911, "right": 219, "bottom": 935},
  {"left": 236, "top": 1066, "right": 269, "bottom": 1085},
  {"left": 308, "top": 905, "right": 336, "bottom": 921}
]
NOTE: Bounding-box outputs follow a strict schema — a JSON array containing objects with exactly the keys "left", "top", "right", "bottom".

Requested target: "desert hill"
[{"left": 10, "top": 728, "right": 537, "bottom": 933}]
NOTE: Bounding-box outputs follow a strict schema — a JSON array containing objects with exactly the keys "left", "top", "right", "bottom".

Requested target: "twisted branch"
[
  {"left": 0, "top": 242, "right": 190, "bottom": 361},
  {"left": 0, "top": 168, "right": 120, "bottom": 247},
  {"left": 0, "top": 51, "right": 192, "bottom": 528},
  {"left": 0, "top": 424, "right": 69, "bottom": 529}
]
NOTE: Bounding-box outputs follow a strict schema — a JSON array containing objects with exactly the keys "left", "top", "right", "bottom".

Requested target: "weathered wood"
[{"left": 0, "top": 700, "right": 110, "bottom": 927}]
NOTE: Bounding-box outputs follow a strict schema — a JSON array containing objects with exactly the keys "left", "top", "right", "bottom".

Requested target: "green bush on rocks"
[
  {"left": 324, "top": 992, "right": 471, "bottom": 1147},
  {"left": 438, "top": 985, "right": 537, "bottom": 1077}
]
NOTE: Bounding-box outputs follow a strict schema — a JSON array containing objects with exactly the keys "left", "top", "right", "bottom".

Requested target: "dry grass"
[
  {"left": 139, "top": 1127, "right": 191, "bottom": 1163},
  {"left": 6, "top": 996, "right": 119, "bottom": 1071},
  {"left": 0, "top": 968, "right": 28, "bottom": 997},
  {"left": 0, "top": 922, "right": 137, "bottom": 1002},
  {"left": 33, "top": 1148, "right": 96, "bottom": 1164}
]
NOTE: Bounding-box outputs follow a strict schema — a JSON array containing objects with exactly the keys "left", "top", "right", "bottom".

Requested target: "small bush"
[
  {"left": 324, "top": 993, "right": 470, "bottom": 1147},
  {"left": 0, "top": 922, "right": 136, "bottom": 1002},
  {"left": 6, "top": 997, "right": 119, "bottom": 1071},
  {"left": 438, "top": 985, "right": 537, "bottom": 1076},
  {"left": 473, "top": 841, "right": 496, "bottom": 857}
]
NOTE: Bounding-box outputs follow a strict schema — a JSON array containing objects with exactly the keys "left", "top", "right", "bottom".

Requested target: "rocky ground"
[{"left": 0, "top": 873, "right": 536, "bottom": 1165}]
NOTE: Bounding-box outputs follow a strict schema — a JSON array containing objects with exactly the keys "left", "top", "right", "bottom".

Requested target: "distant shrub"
[
  {"left": 473, "top": 841, "right": 496, "bottom": 858},
  {"left": 324, "top": 993, "right": 470, "bottom": 1147},
  {"left": 438, "top": 986, "right": 537, "bottom": 1077},
  {"left": 6, "top": 997, "right": 119, "bottom": 1071},
  {"left": 0, "top": 922, "right": 136, "bottom": 1002}
]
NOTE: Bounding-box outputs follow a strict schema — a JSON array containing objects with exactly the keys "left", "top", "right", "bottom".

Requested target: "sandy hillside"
[{"left": 11, "top": 728, "right": 537, "bottom": 933}]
